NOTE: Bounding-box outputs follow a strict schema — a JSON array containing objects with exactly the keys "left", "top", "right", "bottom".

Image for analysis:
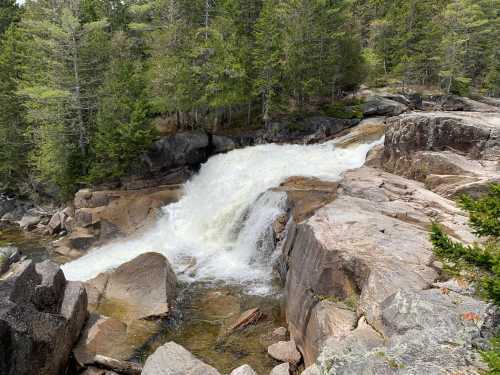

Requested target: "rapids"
[{"left": 62, "top": 137, "right": 383, "bottom": 294}]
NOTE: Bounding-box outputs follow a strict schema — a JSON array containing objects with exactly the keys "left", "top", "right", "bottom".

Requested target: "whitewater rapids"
[{"left": 62, "top": 137, "right": 383, "bottom": 294}]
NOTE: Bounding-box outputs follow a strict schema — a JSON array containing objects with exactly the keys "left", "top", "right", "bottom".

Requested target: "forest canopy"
[{"left": 0, "top": 0, "right": 499, "bottom": 198}]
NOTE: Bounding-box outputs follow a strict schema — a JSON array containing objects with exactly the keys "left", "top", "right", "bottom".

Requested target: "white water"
[{"left": 62, "top": 137, "right": 383, "bottom": 294}]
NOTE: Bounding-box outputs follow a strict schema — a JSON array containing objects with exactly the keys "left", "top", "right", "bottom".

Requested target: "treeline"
[{"left": 0, "top": 0, "right": 499, "bottom": 199}]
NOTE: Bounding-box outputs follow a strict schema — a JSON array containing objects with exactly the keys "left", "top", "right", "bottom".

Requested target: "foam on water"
[{"left": 62, "top": 137, "right": 383, "bottom": 293}]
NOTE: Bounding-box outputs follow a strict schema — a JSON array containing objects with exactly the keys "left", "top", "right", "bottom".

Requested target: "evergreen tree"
[
  {"left": 89, "top": 32, "right": 156, "bottom": 182},
  {"left": 0, "top": 0, "right": 19, "bottom": 37}
]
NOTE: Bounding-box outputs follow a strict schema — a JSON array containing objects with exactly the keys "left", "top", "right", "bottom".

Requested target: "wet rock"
[
  {"left": 19, "top": 214, "right": 41, "bottom": 230},
  {"left": 147, "top": 131, "right": 210, "bottom": 173},
  {"left": 434, "top": 95, "right": 500, "bottom": 112},
  {"left": 230, "top": 364, "right": 258, "bottom": 375},
  {"left": 85, "top": 252, "right": 177, "bottom": 322},
  {"left": 272, "top": 327, "right": 288, "bottom": 340},
  {"left": 362, "top": 96, "right": 407, "bottom": 117},
  {"left": 142, "top": 342, "right": 221, "bottom": 375},
  {"left": 212, "top": 135, "right": 236, "bottom": 153},
  {"left": 263, "top": 117, "right": 360, "bottom": 144},
  {"left": 0, "top": 246, "right": 20, "bottom": 275},
  {"left": 0, "top": 259, "right": 87, "bottom": 375},
  {"left": 335, "top": 117, "right": 386, "bottom": 149},
  {"left": 267, "top": 339, "right": 302, "bottom": 365},
  {"left": 270, "top": 363, "right": 290, "bottom": 375}
]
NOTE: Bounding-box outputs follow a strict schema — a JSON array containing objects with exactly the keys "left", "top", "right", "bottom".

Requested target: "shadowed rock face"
[
  {"left": 383, "top": 111, "right": 500, "bottom": 197},
  {"left": 0, "top": 260, "right": 87, "bottom": 375},
  {"left": 280, "top": 167, "right": 495, "bottom": 372}
]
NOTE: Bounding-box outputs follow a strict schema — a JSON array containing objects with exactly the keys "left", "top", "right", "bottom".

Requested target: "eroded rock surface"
[
  {"left": 280, "top": 167, "right": 495, "bottom": 373},
  {"left": 383, "top": 111, "right": 500, "bottom": 198}
]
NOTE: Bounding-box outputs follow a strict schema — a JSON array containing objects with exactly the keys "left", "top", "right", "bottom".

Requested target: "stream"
[{"left": 1, "top": 134, "right": 383, "bottom": 374}]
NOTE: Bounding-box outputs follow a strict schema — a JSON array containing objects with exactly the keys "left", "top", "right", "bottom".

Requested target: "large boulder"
[
  {"left": 146, "top": 131, "right": 210, "bottom": 173},
  {"left": 0, "top": 259, "right": 87, "bottom": 375},
  {"left": 432, "top": 95, "right": 500, "bottom": 112},
  {"left": 141, "top": 342, "right": 221, "bottom": 375},
  {"left": 382, "top": 111, "right": 500, "bottom": 197},
  {"left": 362, "top": 96, "right": 408, "bottom": 117},
  {"left": 230, "top": 364, "right": 258, "bottom": 375},
  {"left": 280, "top": 167, "right": 494, "bottom": 372},
  {"left": 85, "top": 252, "right": 177, "bottom": 322}
]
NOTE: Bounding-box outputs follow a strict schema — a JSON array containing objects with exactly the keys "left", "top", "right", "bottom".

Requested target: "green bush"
[
  {"left": 430, "top": 184, "right": 500, "bottom": 373},
  {"left": 321, "top": 101, "right": 364, "bottom": 119}
]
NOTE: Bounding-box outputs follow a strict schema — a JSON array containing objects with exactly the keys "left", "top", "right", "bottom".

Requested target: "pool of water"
[{"left": 0, "top": 223, "right": 53, "bottom": 263}]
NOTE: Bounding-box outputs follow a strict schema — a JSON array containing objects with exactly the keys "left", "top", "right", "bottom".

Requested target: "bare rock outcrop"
[
  {"left": 383, "top": 111, "right": 500, "bottom": 197},
  {"left": 0, "top": 259, "right": 87, "bottom": 375},
  {"left": 279, "top": 167, "right": 495, "bottom": 373}
]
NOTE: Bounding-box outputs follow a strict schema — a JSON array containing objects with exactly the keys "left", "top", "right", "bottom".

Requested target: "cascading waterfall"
[{"left": 62, "top": 137, "right": 383, "bottom": 294}]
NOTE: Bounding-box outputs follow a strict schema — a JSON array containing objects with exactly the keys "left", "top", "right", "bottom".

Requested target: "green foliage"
[
  {"left": 88, "top": 33, "right": 157, "bottom": 182},
  {"left": 459, "top": 185, "right": 500, "bottom": 238},
  {"left": 482, "top": 336, "right": 500, "bottom": 375},
  {"left": 322, "top": 102, "right": 363, "bottom": 120}
]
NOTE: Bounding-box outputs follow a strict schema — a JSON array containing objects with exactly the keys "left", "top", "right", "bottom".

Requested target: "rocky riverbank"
[{"left": 0, "top": 91, "right": 499, "bottom": 375}]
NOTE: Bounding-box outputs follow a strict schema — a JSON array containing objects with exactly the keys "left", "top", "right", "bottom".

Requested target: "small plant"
[{"left": 481, "top": 336, "right": 500, "bottom": 374}]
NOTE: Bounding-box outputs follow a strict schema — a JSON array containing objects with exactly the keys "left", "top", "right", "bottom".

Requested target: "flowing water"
[{"left": 60, "top": 136, "right": 383, "bottom": 372}]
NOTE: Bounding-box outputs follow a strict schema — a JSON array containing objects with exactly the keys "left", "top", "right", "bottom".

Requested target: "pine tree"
[
  {"left": 89, "top": 32, "right": 156, "bottom": 182},
  {"left": 0, "top": 0, "right": 19, "bottom": 37}
]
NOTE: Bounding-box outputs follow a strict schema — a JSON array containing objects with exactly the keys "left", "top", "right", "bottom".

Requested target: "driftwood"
[{"left": 90, "top": 355, "right": 143, "bottom": 375}]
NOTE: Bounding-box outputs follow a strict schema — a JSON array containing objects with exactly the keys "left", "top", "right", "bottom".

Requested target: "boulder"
[
  {"left": 362, "top": 96, "right": 407, "bottom": 117},
  {"left": 270, "top": 363, "right": 290, "bottom": 375},
  {"left": 0, "top": 247, "right": 20, "bottom": 275},
  {"left": 147, "top": 131, "right": 210, "bottom": 173},
  {"left": 0, "top": 259, "right": 87, "bottom": 375},
  {"left": 85, "top": 252, "right": 177, "bottom": 322},
  {"left": 141, "top": 342, "right": 221, "bottom": 375},
  {"left": 433, "top": 95, "right": 500, "bottom": 112},
  {"left": 230, "top": 364, "right": 258, "bottom": 375},
  {"left": 19, "top": 214, "right": 41, "bottom": 230},
  {"left": 212, "top": 135, "right": 236, "bottom": 153},
  {"left": 267, "top": 340, "right": 302, "bottom": 365}
]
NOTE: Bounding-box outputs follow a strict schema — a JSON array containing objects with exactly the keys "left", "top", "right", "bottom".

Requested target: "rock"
[
  {"left": 270, "top": 363, "right": 290, "bottom": 375},
  {"left": 433, "top": 95, "right": 500, "bottom": 112},
  {"left": 147, "top": 131, "right": 210, "bottom": 173},
  {"left": 230, "top": 364, "right": 258, "bottom": 375},
  {"left": 301, "top": 365, "right": 320, "bottom": 375},
  {"left": 48, "top": 211, "right": 64, "bottom": 234},
  {"left": 382, "top": 111, "right": 500, "bottom": 197},
  {"left": 335, "top": 117, "right": 386, "bottom": 149},
  {"left": 85, "top": 252, "right": 177, "bottom": 322},
  {"left": 212, "top": 135, "right": 236, "bottom": 153},
  {"left": 0, "top": 246, "right": 20, "bottom": 275},
  {"left": 228, "top": 307, "right": 263, "bottom": 333},
  {"left": 267, "top": 340, "right": 302, "bottom": 365},
  {"left": 73, "top": 314, "right": 128, "bottom": 366},
  {"left": 263, "top": 116, "right": 360, "bottom": 144},
  {"left": 272, "top": 327, "right": 288, "bottom": 340},
  {"left": 362, "top": 95, "right": 407, "bottom": 117},
  {"left": 0, "top": 259, "right": 87, "bottom": 375},
  {"left": 19, "top": 214, "right": 41, "bottom": 230},
  {"left": 142, "top": 342, "right": 221, "bottom": 375},
  {"left": 280, "top": 166, "right": 494, "bottom": 373}
]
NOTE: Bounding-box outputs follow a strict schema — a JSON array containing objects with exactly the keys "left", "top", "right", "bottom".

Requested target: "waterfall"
[{"left": 62, "top": 137, "right": 383, "bottom": 294}]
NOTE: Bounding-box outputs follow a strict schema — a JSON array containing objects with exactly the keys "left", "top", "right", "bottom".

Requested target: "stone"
[
  {"left": 47, "top": 211, "right": 64, "bottom": 234},
  {"left": 230, "top": 364, "right": 258, "bottom": 375},
  {"left": 362, "top": 95, "right": 407, "bottom": 117},
  {"left": 272, "top": 327, "right": 288, "bottom": 339},
  {"left": 212, "top": 135, "right": 236, "bottom": 153},
  {"left": 85, "top": 252, "right": 177, "bottom": 322},
  {"left": 270, "top": 363, "right": 290, "bottom": 375},
  {"left": 263, "top": 117, "right": 360, "bottom": 144},
  {"left": 0, "top": 247, "right": 20, "bottom": 275},
  {"left": 73, "top": 314, "right": 129, "bottom": 366},
  {"left": 148, "top": 131, "right": 210, "bottom": 173},
  {"left": 0, "top": 260, "right": 87, "bottom": 375},
  {"left": 267, "top": 340, "right": 302, "bottom": 365},
  {"left": 434, "top": 95, "right": 500, "bottom": 112},
  {"left": 19, "top": 214, "right": 41, "bottom": 230},
  {"left": 142, "top": 342, "right": 221, "bottom": 375},
  {"left": 335, "top": 117, "right": 386, "bottom": 149}
]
